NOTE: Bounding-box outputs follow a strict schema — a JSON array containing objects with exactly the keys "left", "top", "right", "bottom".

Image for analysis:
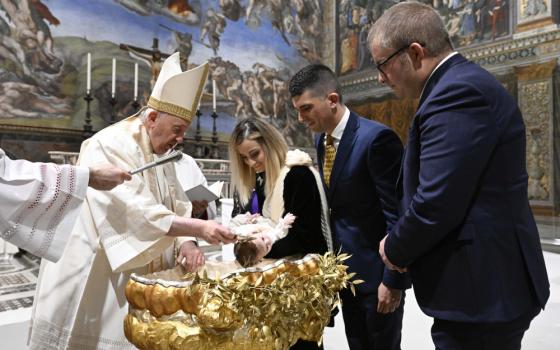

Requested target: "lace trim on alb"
[
  {"left": 36, "top": 165, "right": 77, "bottom": 257},
  {"left": 30, "top": 317, "right": 135, "bottom": 350},
  {"left": 101, "top": 231, "right": 134, "bottom": 250},
  {"left": 1, "top": 163, "right": 48, "bottom": 241}
]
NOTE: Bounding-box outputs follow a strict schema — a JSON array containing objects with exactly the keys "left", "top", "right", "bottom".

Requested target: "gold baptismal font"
[{"left": 124, "top": 252, "right": 359, "bottom": 349}]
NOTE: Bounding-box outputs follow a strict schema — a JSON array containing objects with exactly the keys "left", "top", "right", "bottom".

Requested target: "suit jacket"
[
  {"left": 385, "top": 54, "right": 550, "bottom": 322},
  {"left": 317, "top": 111, "right": 409, "bottom": 294}
]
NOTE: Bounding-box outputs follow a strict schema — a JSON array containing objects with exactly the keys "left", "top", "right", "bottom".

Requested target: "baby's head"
[{"left": 234, "top": 232, "right": 272, "bottom": 267}]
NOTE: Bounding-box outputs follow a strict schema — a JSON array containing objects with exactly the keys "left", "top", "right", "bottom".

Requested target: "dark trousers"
[
  {"left": 340, "top": 288, "right": 404, "bottom": 350},
  {"left": 431, "top": 307, "right": 540, "bottom": 350}
]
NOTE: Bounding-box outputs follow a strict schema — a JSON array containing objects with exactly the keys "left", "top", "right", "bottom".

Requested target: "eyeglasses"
[{"left": 375, "top": 43, "right": 425, "bottom": 76}]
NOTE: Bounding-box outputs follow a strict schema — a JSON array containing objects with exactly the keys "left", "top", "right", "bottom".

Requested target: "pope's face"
[
  {"left": 237, "top": 139, "right": 266, "bottom": 173},
  {"left": 146, "top": 111, "right": 189, "bottom": 155}
]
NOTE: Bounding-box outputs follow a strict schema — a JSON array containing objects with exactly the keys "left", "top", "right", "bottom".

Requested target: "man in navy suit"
[
  {"left": 369, "top": 2, "right": 550, "bottom": 349},
  {"left": 289, "top": 64, "right": 409, "bottom": 350}
]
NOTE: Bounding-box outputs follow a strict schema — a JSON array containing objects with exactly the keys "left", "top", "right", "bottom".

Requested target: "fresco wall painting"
[
  {"left": 0, "top": 0, "right": 328, "bottom": 154},
  {"left": 336, "top": 0, "right": 512, "bottom": 77}
]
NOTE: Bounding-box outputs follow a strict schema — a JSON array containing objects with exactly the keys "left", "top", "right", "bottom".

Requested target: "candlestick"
[
  {"left": 83, "top": 92, "right": 93, "bottom": 139},
  {"left": 111, "top": 58, "right": 116, "bottom": 98},
  {"left": 132, "top": 99, "right": 140, "bottom": 112},
  {"left": 109, "top": 96, "right": 117, "bottom": 124},
  {"left": 212, "top": 79, "right": 216, "bottom": 111},
  {"left": 86, "top": 53, "right": 91, "bottom": 94},
  {"left": 195, "top": 109, "right": 203, "bottom": 158},
  {"left": 211, "top": 110, "right": 219, "bottom": 159},
  {"left": 133, "top": 63, "right": 138, "bottom": 101}
]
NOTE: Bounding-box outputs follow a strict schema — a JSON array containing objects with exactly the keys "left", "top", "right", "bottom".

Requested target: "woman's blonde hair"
[{"left": 229, "top": 118, "right": 288, "bottom": 206}]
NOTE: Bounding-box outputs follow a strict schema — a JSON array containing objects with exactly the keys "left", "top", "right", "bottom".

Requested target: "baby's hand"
[
  {"left": 246, "top": 213, "right": 260, "bottom": 224},
  {"left": 232, "top": 223, "right": 268, "bottom": 237},
  {"left": 232, "top": 213, "right": 260, "bottom": 225},
  {"left": 281, "top": 213, "right": 296, "bottom": 228}
]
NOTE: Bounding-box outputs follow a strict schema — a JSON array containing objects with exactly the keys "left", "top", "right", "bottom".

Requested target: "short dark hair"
[{"left": 288, "top": 64, "right": 343, "bottom": 102}]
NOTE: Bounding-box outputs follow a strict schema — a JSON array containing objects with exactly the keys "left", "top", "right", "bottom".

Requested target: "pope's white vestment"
[
  {"left": 0, "top": 148, "right": 89, "bottom": 262},
  {"left": 29, "top": 116, "right": 192, "bottom": 349}
]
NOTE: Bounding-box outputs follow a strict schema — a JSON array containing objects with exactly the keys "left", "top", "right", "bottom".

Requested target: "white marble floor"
[{"left": 323, "top": 251, "right": 560, "bottom": 350}]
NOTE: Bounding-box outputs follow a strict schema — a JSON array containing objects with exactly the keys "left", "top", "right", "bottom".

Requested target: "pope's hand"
[
  {"left": 88, "top": 164, "right": 131, "bottom": 191},
  {"left": 199, "top": 220, "right": 236, "bottom": 245},
  {"left": 176, "top": 241, "right": 204, "bottom": 272}
]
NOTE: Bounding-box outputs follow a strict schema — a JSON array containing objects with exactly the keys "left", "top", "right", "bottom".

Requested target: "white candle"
[
  {"left": 134, "top": 63, "right": 138, "bottom": 101},
  {"left": 111, "top": 58, "right": 116, "bottom": 98},
  {"left": 86, "top": 53, "right": 91, "bottom": 94},
  {"left": 212, "top": 79, "right": 216, "bottom": 111}
]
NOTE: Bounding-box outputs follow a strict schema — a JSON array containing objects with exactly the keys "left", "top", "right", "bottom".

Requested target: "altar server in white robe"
[
  {"left": 29, "top": 53, "right": 235, "bottom": 350},
  {"left": 174, "top": 153, "right": 218, "bottom": 220},
  {"left": 0, "top": 148, "right": 130, "bottom": 262},
  {"left": 174, "top": 153, "right": 218, "bottom": 271}
]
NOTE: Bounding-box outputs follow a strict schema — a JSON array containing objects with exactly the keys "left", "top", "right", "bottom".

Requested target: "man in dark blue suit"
[
  {"left": 369, "top": 2, "right": 550, "bottom": 349},
  {"left": 289, "top": 64, "right": 409, "bottom": 350}
]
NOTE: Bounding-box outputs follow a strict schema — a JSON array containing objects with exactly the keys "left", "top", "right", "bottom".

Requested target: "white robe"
[
  {"left": 0, "top": 148, "right": 89, "bottom": 262},
  {"left": 174, "top": 153, "right": 217, "bottom": 219},
  {"left": 29, "top": 116, "right": 192, "bottom": 350}
]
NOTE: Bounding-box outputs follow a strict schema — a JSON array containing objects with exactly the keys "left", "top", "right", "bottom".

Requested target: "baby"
[{"left": 230, "top": 213, "right": 296, "bottom": 267}]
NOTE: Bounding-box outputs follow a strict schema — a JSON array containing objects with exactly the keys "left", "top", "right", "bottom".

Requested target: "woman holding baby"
[{"left": 228, "top": 118, "right": 332, "bottom": 350}]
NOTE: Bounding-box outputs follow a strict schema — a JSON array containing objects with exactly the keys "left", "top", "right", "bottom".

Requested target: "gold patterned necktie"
[{"left": 323, "top": 134, "right": 336, "bottom": 186}]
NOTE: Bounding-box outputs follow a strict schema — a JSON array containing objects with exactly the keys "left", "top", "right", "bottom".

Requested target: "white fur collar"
[{"left": 285, "top": 149, "right": 312, "bottom": 167}]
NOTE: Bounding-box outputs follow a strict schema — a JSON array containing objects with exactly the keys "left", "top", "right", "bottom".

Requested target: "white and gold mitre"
[{"left": 147, "top": 52, "right": 209, "bottom": 123}]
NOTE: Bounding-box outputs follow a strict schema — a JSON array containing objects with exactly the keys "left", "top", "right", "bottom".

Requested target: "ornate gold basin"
[{"left": 124, "top": 252, "right": 356, "bottom": 350}]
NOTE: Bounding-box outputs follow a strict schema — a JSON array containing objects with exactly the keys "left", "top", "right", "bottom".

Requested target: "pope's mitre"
[{"left": 147, "top": 52, "right": 209, "bottom": 123}]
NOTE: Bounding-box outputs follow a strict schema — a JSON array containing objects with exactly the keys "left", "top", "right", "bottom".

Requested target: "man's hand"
[
  {"left": 379, "top": 235, "right": 407, "bottom": 273},
  {"left": 88, "top": 164, "right": 131, "bottom": 191},
  {"left": 191, "top": 200, "right": 209, "bottom": 217},
  {"left": 377, "top": 282, "right": 402, "bottom": 314},
  {"left": 198, "top": 220, "right": 236, "bottom": 245},
  {"left": 176, "top": 241, "right": 205, "bottom": 272}
]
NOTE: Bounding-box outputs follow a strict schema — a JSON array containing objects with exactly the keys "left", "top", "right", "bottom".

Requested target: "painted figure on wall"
[
  {"left": 29, "top": 0, "right": 60, "bottom": 59},
  {"left": 0, "top": 0, "right": 324, "bottom": 148},
  {"left": 220, "top": 0, "right": 243, "bottom": 21},
  {"left": 523, "top": 0, "right": 547, "bottom": 17},
  {"left": 338, "top": 0, "right": 511, "bottom": 75},
  {"left": 0, "top": 0, "right": 66, "bottom": 120},
  {"left": 200, "top": 7, "right": 226, "bottom": 56},
  {"left": 115, "top": 0, "right": 200, "bottom": 24},
  {"left": 159, "top": 24, "right": 193, "bottom": 69}
]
